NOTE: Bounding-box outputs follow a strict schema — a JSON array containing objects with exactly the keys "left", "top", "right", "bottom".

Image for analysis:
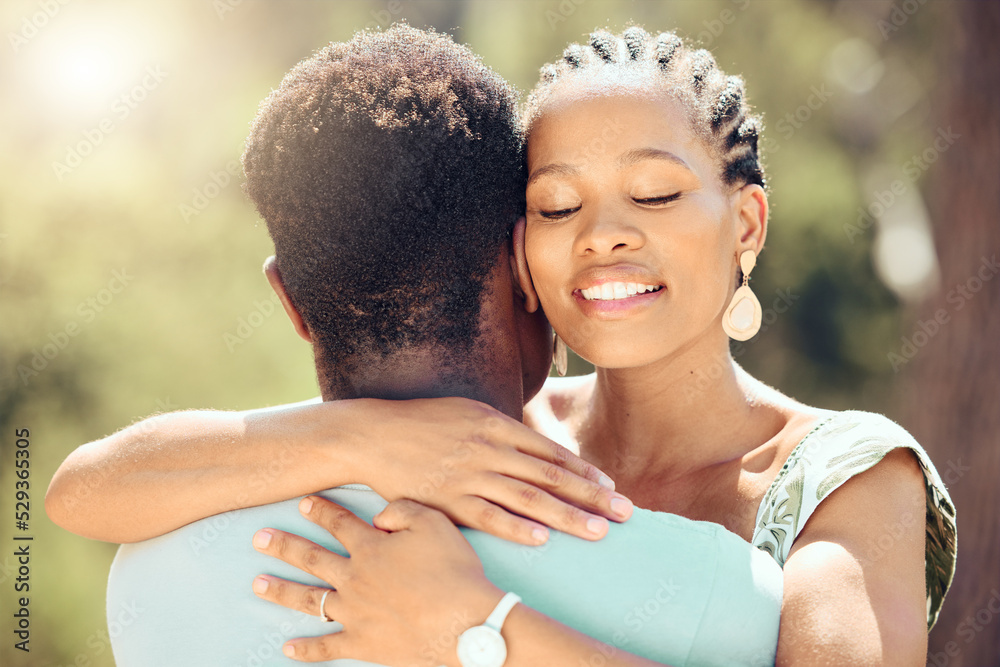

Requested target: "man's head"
[{"left": 242, "top": 25, "right": 550, "bottom": 410}]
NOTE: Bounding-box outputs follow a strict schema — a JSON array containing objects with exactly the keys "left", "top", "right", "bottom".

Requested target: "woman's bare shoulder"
[{"left": 738, "top": 367, "right": 835, "bottom": 434}]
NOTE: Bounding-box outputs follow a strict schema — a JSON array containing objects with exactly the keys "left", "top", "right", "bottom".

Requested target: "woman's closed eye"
[
  {"left": 632, "top": 192, "right": 682, "bottom": 206},
  {"left": 538, "top": 205, "right": 581, "bottom": 220},
  {"left": 535, "top": 193, "right": 680, "bottom": 219}
]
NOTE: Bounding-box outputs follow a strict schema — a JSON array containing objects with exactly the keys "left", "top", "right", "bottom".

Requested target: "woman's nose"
[{"left": 573, "top": 205, "right": 646, "bottom": 256}]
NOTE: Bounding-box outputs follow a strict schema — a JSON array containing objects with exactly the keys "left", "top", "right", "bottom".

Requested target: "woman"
[{"left": 48, "top": 27, "right": 955, "bottom": 666}]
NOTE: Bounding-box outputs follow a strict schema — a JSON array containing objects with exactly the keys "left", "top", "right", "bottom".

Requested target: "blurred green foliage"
[{"left": 0, "top": 1, "right": 953, "bottom": 664}]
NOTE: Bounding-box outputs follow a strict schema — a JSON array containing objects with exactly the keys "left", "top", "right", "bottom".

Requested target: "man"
[{"left": 105, "top": 26, "right": 781, "bottom": 666}]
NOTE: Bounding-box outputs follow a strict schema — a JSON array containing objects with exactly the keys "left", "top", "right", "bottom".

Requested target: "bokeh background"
[{"left": 1, "top": 1, "right": 997, "bottom": 665}]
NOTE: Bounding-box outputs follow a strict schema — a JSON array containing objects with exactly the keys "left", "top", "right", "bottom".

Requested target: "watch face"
[{"left": 457, "top": 626, "right": 507, "bottom": 667}]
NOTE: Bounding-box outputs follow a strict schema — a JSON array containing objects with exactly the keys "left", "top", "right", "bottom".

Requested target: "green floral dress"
[{"left": 750, "top": 410, "right": 957, "bottom": 629}]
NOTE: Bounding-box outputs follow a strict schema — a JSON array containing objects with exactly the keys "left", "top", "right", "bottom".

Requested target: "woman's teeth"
[{"left": 581, "top": 282, "right": 662, "bottom": 301}]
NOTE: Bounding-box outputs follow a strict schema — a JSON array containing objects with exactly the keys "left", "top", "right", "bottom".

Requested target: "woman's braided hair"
[{"left": 523, "top": 27, "right": 766, "bottom": 190}]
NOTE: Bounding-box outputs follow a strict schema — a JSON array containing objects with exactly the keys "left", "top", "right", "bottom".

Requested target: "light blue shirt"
[{"left": 108, "top": 485, "right": 781, "bottom": 666}]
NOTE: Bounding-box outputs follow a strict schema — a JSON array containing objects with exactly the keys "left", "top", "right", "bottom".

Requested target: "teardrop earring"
[
  {"left": 552, "top": 333, "right": 568, "bottom": 377},
  {"left": 722, "top": 250, "right": 763, "bottom": 341}
]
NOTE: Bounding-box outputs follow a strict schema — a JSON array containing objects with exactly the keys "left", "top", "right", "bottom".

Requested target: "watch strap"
[{"left": 483, "top": 592, "right": 521, "bottom": 633}]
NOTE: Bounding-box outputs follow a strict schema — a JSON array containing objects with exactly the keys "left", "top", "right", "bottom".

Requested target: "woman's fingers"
[
  {"left": 373, "top": 497, "right": 453, "bottom": 533},
  {"left": 500, "top": 453, "right": 634, "bottom": 525},
  {"left": 374, "top": 496, "right": 552, "bottom": 547},
  {"left": 298, "top": 496, "right": 377, "bottom": 552},
  {"left": 475, "top": 416, "right": 634, "bottom": 525},
  {"left": 282, "top": 633, "right": 351, "bottom": 663},
  {"left": 485, "top": 415, "right": 614, "bottom": 488},
  {"left": 252, "top": 527, "right": 349, "bottom": 583},
  {"left": 251, "top": 575, "right": 341, "bottom": 623},
  {"left": 439, "top": 479, "right": 622, "bottom": 545},
  {"left": 447, "top": 495, "right": 551, "bottom": 545},
  {"left": 486, "top": 474, "right": 627, "bottom": 541}
]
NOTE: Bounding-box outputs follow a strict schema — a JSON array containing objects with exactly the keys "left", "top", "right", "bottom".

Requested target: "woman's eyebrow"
[
  {"left": 617, "top": 147, "right": 692, "bottom": 172},
  {"left": 527, "top": 163, "right": 579, "bottom": 186},
  {"left": 528, "top": 148, "right": 693, "bottom": 186}
]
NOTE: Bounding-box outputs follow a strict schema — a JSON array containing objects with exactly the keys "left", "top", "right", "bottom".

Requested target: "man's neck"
[
  {"left": 313, "top": 253, "right": 532, "bottom": 421},
  {"left": 317, "top": 344, "right": 525, "bottom": 420}
]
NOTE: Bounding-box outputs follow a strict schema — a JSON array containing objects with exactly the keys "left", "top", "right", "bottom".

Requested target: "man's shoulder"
[{"left": 108, "top": 485, "right": 782, "bottom": 667}]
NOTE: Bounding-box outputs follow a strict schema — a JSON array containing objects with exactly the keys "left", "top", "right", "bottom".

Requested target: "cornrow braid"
[
  {"left": 688, "top": 49, "right": 718, "bottom": 93},
  {"left": 539, "top": 63, "right": 558, "bottom": 84},
  {"left": 523, "top": 27, "right": 766, "bottom": 189},
  {"left": 711, "top": 76, "right": 745, "bottom": 130},
  {"left": 622, "top": 26, "right": 647, "bottom": 61},
  {"left": 562, "top": 43, "right": 587, "bottom": 69},
  {"left": 589, "top": 30, "right": 619, "bottom": 62},
  {"left": 654, "top": 31, "right": 683, "bottom": 70}
]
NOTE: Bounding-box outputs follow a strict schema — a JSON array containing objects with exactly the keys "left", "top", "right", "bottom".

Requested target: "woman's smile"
[
  {"left": 579, "top": 282, "right": 662, "bottom": 300},
  {"left": 574, "top": 284, "right": 664, "bottom": 318},
  {"left": 572, "top": 264, "right": 666, "bottom": 318}
]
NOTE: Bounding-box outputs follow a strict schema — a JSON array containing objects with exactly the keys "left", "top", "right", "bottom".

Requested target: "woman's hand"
[
  {"left": 252, "top": 496, "right": 504, "bottom": 666},
  {"left": 342, "top": 397, "right": 633, "bottom": 544}
]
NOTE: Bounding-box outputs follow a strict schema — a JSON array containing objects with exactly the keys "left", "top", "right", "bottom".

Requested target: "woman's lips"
[
  {"left": 571, "top": 264, "right": 666, "bottom": 318},
  {"left": 573, "top": 284, "right": 664, "bottom": 318},
  {"left": 580, "top": 281, "right": 662, "bottom": 301}
]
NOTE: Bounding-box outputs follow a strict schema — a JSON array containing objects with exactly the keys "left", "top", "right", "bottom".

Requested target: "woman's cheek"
[
  {"left": 526, "top": 231, "right": 570, "bottom": 317},
  {"left": 524, "top": 229, "right": 553, "bottom": 290}
]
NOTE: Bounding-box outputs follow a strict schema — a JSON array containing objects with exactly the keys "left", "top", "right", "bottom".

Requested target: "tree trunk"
[{"left": 909, "top": 4, "right": 1000, "bottom": 665}]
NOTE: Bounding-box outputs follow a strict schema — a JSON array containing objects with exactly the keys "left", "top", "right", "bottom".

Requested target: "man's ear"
[
  {"left": 510, "top": 217, "right": 541, "bottom": 314},
  {"left": 734, "top": 184, "right": 768, "bottom": 254},
  {"left": 263, "top": 256, "right": 312, "bottom": 343}
]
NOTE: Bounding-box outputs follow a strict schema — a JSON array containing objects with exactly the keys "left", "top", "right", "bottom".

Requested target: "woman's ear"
[
  {"left": 510, "top": 217, "right": 541, "bottom": 314},
  {"left": 263, "top": 256, "right": 312, "bottom": 343},
  {"left": 735, "top": 184, "right": 768, "bottom": 254}
]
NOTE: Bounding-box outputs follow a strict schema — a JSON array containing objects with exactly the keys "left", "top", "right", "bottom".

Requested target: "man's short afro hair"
[{"left": 243, "top": 25, "right": 525, "bottom": 384}]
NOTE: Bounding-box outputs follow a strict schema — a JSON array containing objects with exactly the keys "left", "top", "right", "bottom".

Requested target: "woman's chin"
[
  {"left": 566, "top": 343, "right": 668, "bottom": 370},
  {"left": 564, "top": 326, "right": 720, "bottom": 370}
]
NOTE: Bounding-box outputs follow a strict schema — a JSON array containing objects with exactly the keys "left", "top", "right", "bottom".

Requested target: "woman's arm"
[
  {"left": 46, "top": 398, "right": 341, "bottom": 543},
  {"left": 498, "top": 602, "right": 662, "bottom": 667},
  {"left": 45, "top": 397, "right": 631, "bottom": 544},
  {"left": 777, "top": 448, "right": 929, "bottom": 666},
  {"left": 251, "top": 496, "right": 667, "bottom": 667}
]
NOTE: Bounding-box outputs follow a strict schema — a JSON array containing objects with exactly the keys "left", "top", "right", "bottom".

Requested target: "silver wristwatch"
[{"left": 456, "top": 592, "right": 522, "bottom": 667}]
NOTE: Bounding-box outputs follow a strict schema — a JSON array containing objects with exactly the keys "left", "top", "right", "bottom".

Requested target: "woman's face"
[{"left": 524, "top": 83, "right": 761, "bottom": 369}]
